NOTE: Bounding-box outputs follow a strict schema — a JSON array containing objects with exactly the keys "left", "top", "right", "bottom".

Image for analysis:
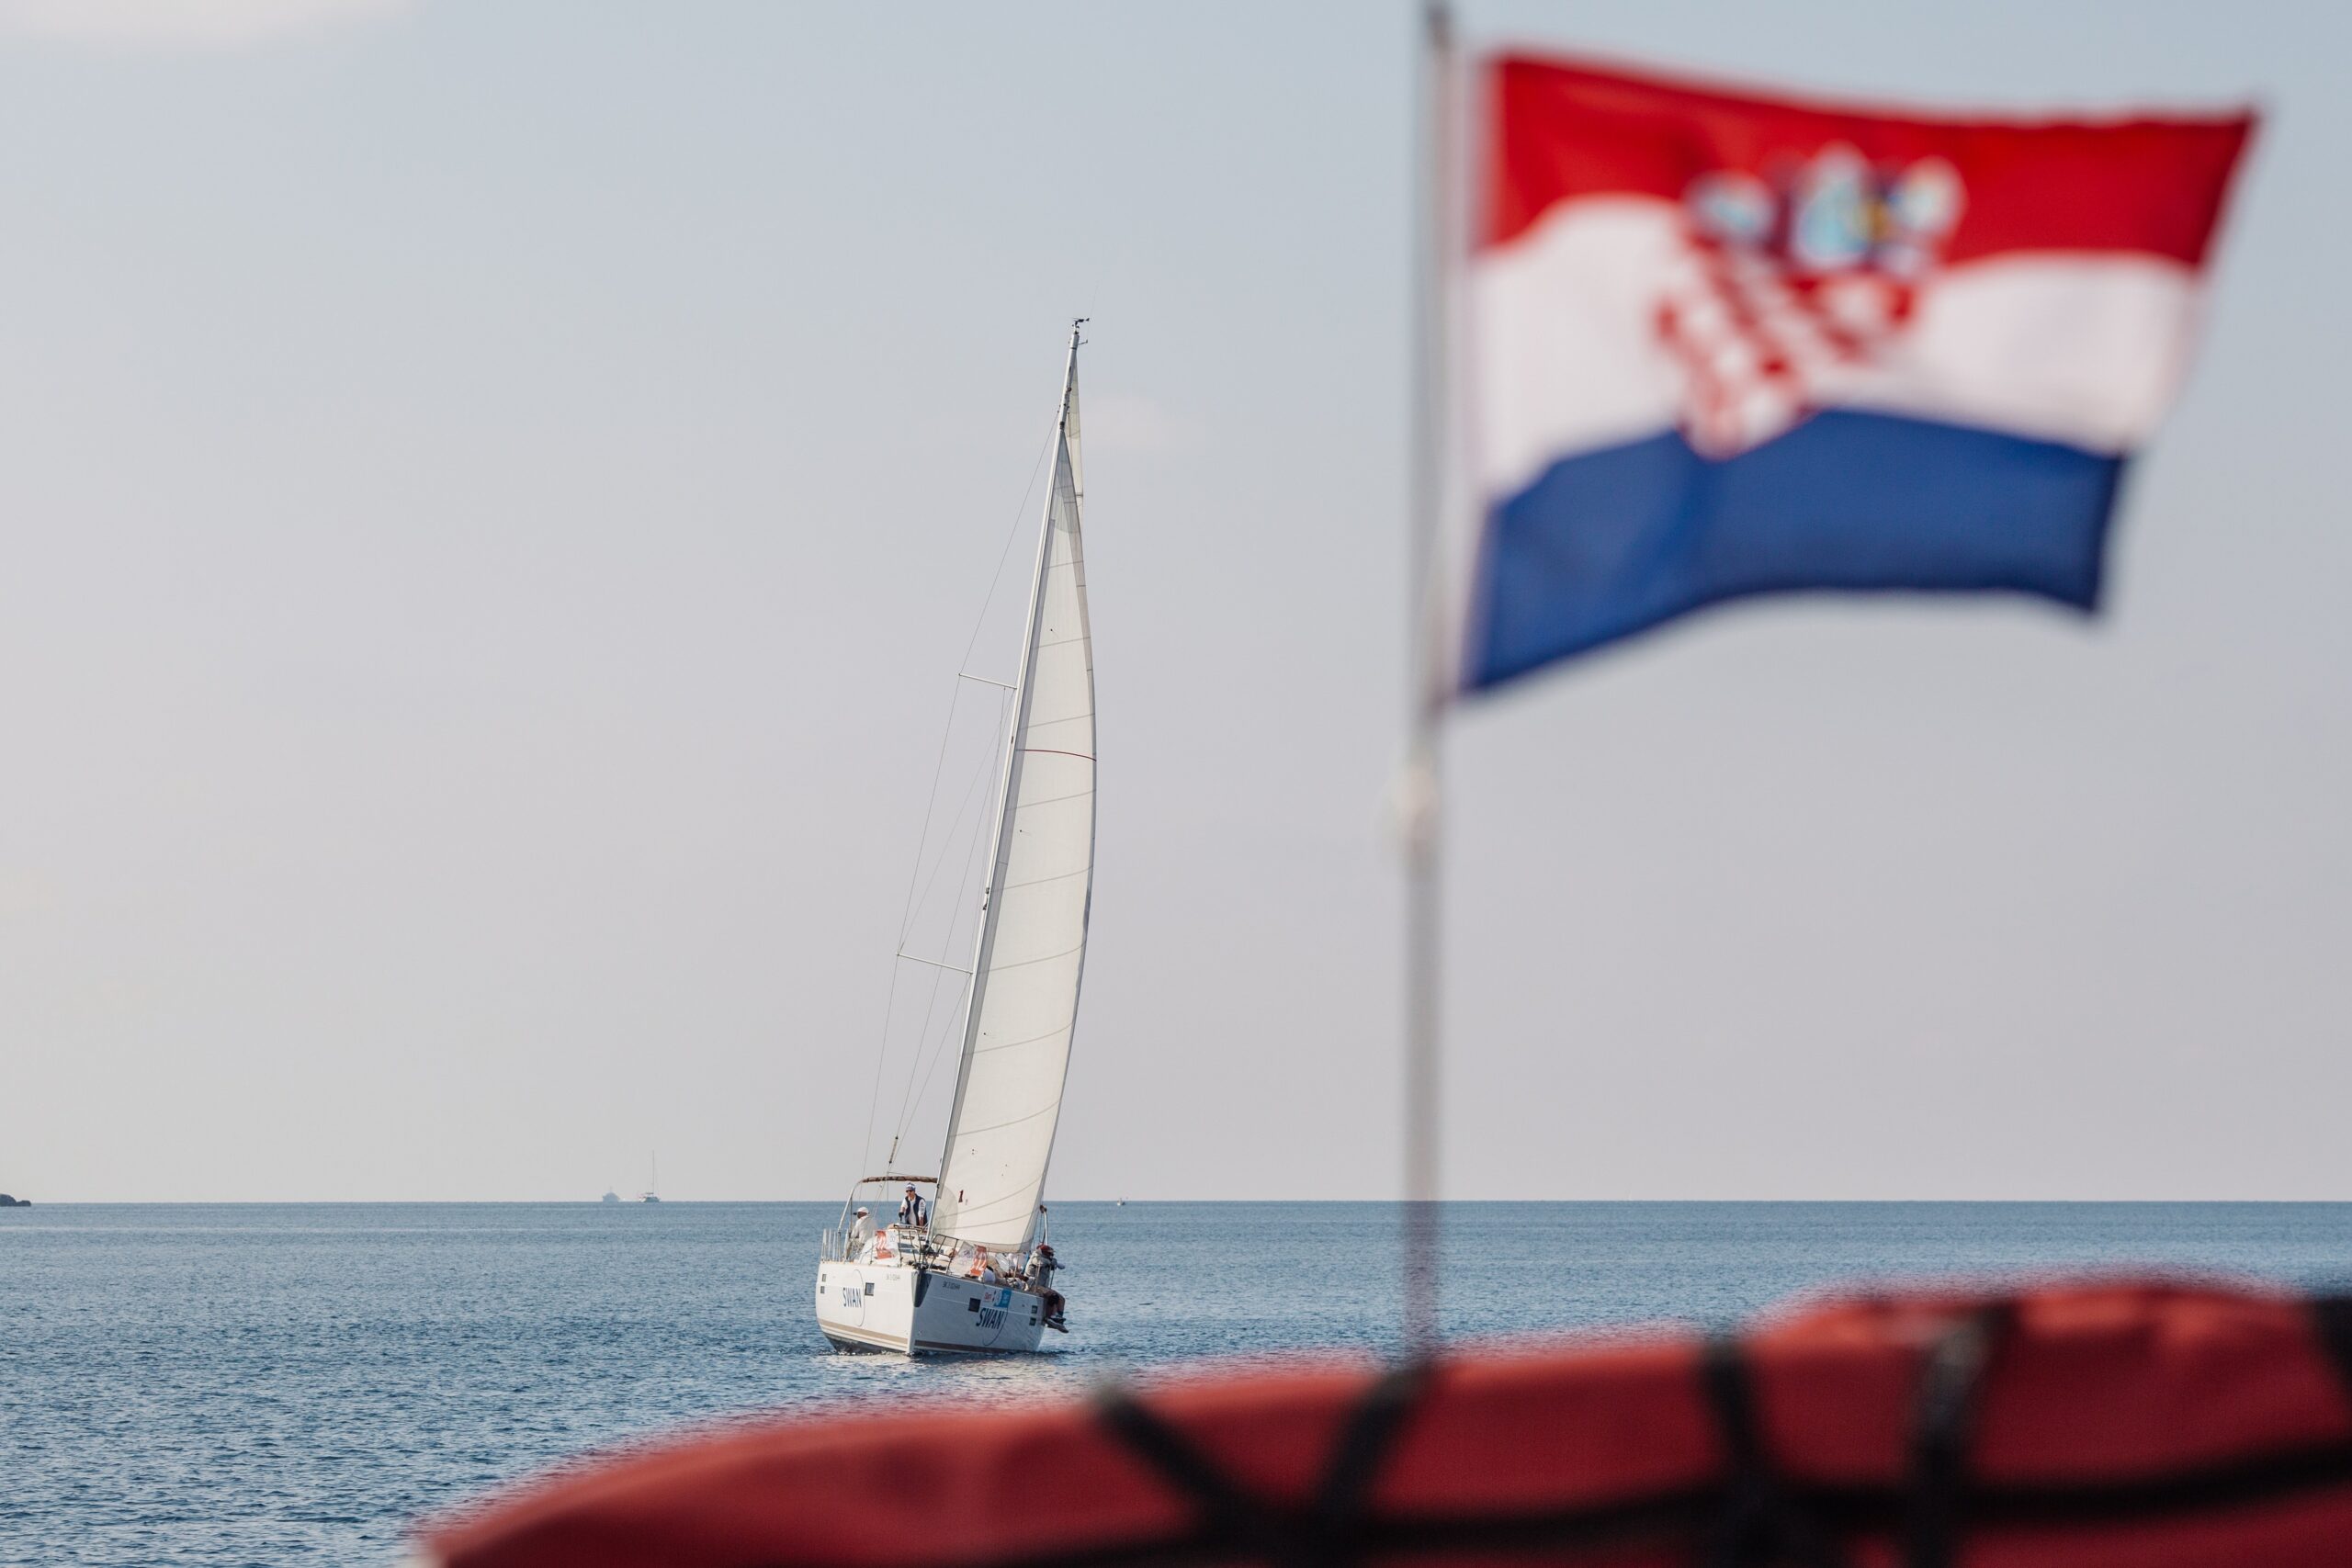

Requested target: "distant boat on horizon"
[
  {"left": 641, "top": 1154, "right": 661, "bottom": 1203},
  {"left": 600, "top": 1190, "right": 620, "bottom": 1204}
]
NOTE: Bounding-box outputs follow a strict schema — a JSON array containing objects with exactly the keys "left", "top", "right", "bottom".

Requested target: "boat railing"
[
  {"left": 820, "top": 1228, "right": 901, "bottom": 1263},
  {"left": 821, "top": 1226, "right": 957, "bottom": 1266}
]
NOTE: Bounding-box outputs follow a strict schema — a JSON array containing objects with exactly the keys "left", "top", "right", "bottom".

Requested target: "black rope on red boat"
[
  {"left": 1902, "top": 1303, "right": 2012, "bottom": 1568},
  {"left": 1698, "top": 1335, "right": 1850, "bottom": 1568},
  {"left": 1090, "top": 1359, "right": 1432, "bottom": 1568},
  {"left": 787, "top": 1292, "right": 2352, "bottom": 1568},
  {"left": 1091, "top": 1384, "right": 1275, "bottom": 1562},
  {"left": 2304, "top": 1295, "right": 2352, "bottom": 1421},
  {"left": 963, "top": 1419, "right": 2352, "bottom": 1568},
  {"left": 1309, "top": 1359, "right": 1431, "bottom": 1537}
]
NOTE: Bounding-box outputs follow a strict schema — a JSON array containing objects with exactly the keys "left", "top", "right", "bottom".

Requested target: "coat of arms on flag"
[
  {"left": 1451, "top": 56, "right": 2256, "bottom": 694},
  {"left": 1662, "top": 145, "right": 1965, "bottom": 457}
]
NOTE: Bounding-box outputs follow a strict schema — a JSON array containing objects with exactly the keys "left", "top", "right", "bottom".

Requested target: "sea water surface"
[{"left": 6, "top": 1201, "right": 2350, "bottom": 1565}]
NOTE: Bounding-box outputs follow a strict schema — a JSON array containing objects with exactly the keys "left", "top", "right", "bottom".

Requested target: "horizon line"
[{"left": 11, "top": 1195, "right": 2352, "bottom": 1207}]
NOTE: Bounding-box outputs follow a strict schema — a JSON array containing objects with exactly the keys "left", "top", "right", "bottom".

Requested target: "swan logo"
[{"left": 1657, "top": 146, "right": 1965, "bottom": 456}]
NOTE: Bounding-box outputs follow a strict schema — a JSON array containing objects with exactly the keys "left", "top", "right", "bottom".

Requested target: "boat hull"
[{"left": 814, "top": 1259, "right": 1050, "bottom": 1356}]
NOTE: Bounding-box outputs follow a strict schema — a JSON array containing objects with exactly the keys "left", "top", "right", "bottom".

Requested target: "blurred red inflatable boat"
[{"left": 413, "top": 1279, "right": 2352, "bottom": 1568}]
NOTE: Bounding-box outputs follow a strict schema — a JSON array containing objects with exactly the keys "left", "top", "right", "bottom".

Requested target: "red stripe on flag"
[{"left": 1483, "top": 54, "right": 2255, "bottom": 269}]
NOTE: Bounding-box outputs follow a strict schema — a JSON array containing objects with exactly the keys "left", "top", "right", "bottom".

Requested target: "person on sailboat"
[
  {"left": 847, "top": 1207, "right": 874, "bottom": 1258},
  {"left": 1027, "top": 1245, "right": 1067, "bottom": 1332},
  {"left": 898, "top": 1184, "right": 928, "bottom": 1229}
]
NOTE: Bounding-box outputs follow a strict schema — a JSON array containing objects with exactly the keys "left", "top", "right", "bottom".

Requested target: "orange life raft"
[{"left": 416, "top": 1279, "right": 2352, "bottom": 1567}]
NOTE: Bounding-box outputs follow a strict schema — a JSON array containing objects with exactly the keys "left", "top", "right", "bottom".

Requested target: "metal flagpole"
[{"left": 1402, "top": 0, "right": 1455, "bottom": 1355}]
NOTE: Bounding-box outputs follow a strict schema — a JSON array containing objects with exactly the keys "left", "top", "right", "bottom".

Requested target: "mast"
[
  {"left": 931, "top": 322, "right": 1093, "bottom": 1251},
  {"left": 1402, "top": 0, "right": 1454, "bottom": 1353}
]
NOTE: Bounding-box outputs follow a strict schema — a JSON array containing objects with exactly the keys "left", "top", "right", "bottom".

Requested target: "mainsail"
[{"left": 930, "top": 329, "right": 1096, "bottom": 1251}]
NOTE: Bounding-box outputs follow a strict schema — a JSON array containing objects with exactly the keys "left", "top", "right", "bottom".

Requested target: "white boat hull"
[{"left": 814, "top": 1259, "right": 1050, "bottom": 1356}]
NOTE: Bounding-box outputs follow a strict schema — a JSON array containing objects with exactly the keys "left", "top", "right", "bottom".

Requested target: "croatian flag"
[{"left": 1453, "top": 55, "right": 2255, "bottom": 694}]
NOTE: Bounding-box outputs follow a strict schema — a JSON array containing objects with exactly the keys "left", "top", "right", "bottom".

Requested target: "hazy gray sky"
[{"left": 2, "top": 1, "right": 2341, "bottom": 1201}]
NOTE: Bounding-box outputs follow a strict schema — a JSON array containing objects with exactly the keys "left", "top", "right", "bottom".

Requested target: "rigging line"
[
  {"left": 854, "top": 939, "right": 908, "bottom": 1179},
  {"left": 873, "top": 732, "right": 993, "bottom": 1180},
  {"left": 957, "top": 423, "right": 1058, "bottom": 677},
  {"left": 895, "top": 953, "right": 974, "bottom": 976},
  {"left": 888, "top": 700, "right": 1008, "bottom": 1145},
  {"left": 895, "top": 980, "right": 969, "bottom": 1167},
  {"left": 853, "top": 424, "right": 1054, "bottom": 1176},
  {"left": 899, "top": 692, "right": 1010, "bottom": 954},
  {"left": 899, "top": 422, "right": 1051, "bottom": 952},
  {"left": 858, "top": 682, "right": 981, "bottom": 1169},
  {"left": 893, "top": 963, "right": 952, "bottom": 1144},
  {"left": 892, "top": 745, "right": 1005, "bottom": 1149},
  {"left": 903, "top": 967, "right": 976, "bottom": 1147},
  {"left": 887, "top": 821, "right": 975, "bottom": 1150},
  {"left": 891, "top": 694, "right": 972, "bottom": 953}
]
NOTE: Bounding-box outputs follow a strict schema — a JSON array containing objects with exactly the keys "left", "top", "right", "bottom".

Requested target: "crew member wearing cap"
[
  {"left": 897, "top": 1184, "right": 928, "bottom": 1229},
  {"left": 847, "top": 1205, "right": 874, "bottom": 1258}
]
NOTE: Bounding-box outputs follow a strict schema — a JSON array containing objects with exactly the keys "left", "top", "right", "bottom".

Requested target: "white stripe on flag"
[{"left": 1471, "top": 200, "right": 2213, "bottom": 501}]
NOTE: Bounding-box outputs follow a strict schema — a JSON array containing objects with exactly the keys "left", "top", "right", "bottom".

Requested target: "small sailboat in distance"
[
  {"left": 640, "top": 1155, "right": 661, "bottom": 1203},
  {"left": 815, "top": 323, "right": 1095, "bottom": 1356}
]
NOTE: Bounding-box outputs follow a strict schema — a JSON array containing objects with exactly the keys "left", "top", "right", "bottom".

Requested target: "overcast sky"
[{"left": 2, "top": 0, "right": 2341, "bottom": 1202}]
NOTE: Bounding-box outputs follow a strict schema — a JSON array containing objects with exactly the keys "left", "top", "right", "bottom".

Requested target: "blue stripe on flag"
[{"left": 1464, "top": 411, "right": 2125, "bottom": 693}]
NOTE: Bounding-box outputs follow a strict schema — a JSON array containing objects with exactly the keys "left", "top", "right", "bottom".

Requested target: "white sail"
[{"left": 931, "top": 337, "right": 1096, "bottom": 1251}]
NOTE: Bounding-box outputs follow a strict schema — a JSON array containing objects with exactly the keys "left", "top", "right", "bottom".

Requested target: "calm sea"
[{"left": 6, "top": 1201, "right": 2350, "bottom": 1565}]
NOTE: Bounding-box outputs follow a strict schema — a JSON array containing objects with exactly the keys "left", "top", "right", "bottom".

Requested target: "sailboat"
[
  {"left": 640, "top": 1155, "right": 660, "bottom": 1203},
  {"left": 814, "top": 323, "right": 1096, "bottom": 1356}
]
